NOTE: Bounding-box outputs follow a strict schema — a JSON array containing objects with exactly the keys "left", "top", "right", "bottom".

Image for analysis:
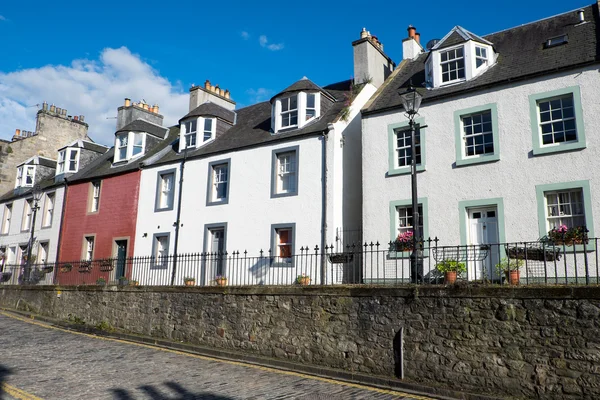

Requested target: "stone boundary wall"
[{"left": 1, "top": 285, "right": 599, "bottom": 399}]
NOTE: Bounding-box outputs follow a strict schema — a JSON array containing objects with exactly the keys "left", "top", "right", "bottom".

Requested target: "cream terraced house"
[
  {"left": 132, "top": 29, "right": 395, "bottom": 286},
  {"left": 361, "top": 4, "right": 600, "bottom": 282}
]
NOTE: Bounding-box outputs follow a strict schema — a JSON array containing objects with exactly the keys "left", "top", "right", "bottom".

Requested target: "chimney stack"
[
  {"left": 188, "top": 80, "right": 236, "bottom": 111},
  {"left": 402, "top": 24, "right": 424, "bottom": 60},
  {"left": 116, "top": 97, "right": 164, "bottom": 130},
  {"left": 352, "top": 27, "right": 395, "bottom": 88}
]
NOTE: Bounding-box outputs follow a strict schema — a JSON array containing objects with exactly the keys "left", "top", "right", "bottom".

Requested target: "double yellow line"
[
  {"left": 0, "top": 311, "right": 434, "bottom": 400},
  {"left": 1, "top": 383, "right": 43, "bottom": 400}
]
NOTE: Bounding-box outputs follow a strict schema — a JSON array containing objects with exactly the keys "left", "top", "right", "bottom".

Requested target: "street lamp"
[
  {"left": 399, "top": 84, "right": 423, "bottom": 283},
  {"left": 24, "top": 184, "right": 43, "bottom": 284}
]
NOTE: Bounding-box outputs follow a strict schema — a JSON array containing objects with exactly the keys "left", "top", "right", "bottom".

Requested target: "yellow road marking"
[
  {"left": 1, "top": 383, "right": 43, "bottom": 400},
  {"left": 0, "top": 311, "right": 433, "bottom": 400}
]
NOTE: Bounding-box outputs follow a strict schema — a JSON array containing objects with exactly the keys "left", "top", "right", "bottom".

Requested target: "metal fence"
[{"left": 1, "top": 238, "right": 600, "bottom": 287}]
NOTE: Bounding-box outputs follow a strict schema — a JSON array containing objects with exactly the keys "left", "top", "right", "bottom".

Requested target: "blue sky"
[{"left": 0, "top": 0, "right": 591, "bottom": 145}]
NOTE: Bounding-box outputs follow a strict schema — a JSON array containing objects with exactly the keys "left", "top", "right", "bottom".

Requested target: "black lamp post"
[
  {"left": 24, "top": 184, "right": 43, "bottom": 284},
  {"left": 399, "top": 85, "right": 423, "bottom": 283}
]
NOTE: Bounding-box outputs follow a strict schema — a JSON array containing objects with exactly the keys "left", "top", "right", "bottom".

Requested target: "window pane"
[{"left": 204, "top": 119, "right": 213, "bottom": 131}]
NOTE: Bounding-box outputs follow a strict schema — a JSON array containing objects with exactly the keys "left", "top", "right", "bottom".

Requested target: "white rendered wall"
[
  {"left": 362, "top": 67, "right": 600, "bottom": 280},
  {"left": 0, "top": 187, "right": 65, "bottom": 284}
]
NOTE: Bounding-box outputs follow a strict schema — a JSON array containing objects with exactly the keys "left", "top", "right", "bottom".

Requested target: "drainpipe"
[
  {"left": 53, "top": 178, "right": 68, "bottom": 284},
  {"left": 170, "top": 144, "right": 188, "bottom": 286},
  {"left": 320, "top": 125, "right": 333, "bottom": 285}
]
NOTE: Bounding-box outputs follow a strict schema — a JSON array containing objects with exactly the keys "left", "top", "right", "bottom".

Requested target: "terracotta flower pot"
[
  {"left": 444, "top": 271, "right": 457, "bottom": 285},
  {"left": 508, "top": 270, "right": 520, "bottom": 285},
  {"left": 298, "top": 277, "right": 310, "bottom": 285},
  {"left": 216, "top": 278, "right": 227, "bottom": 287},
  {"left": 184, "top": 280, "right": 195, "bottom": 286}
]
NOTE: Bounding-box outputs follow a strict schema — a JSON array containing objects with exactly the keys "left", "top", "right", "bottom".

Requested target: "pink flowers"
[{"left": 396, "top": 231, "right": 414, "bottom": 243}]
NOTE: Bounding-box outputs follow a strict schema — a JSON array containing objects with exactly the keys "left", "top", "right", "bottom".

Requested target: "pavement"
[{"left": 0, "top": 312, "right": 434, "bottom": 400}]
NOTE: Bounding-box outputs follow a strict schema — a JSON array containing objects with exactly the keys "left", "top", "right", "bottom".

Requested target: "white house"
[
  {"left": 0, "top": 140, "right": 107, "bottom": 285},
  {"left": 132, "top": 29, "right": 395, "bottom": 286},
  {"left": 361, "top": 5, "right": 600, "bottom": 282}
]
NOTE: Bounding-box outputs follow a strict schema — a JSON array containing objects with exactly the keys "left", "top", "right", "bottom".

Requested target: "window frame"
[
  {"left": 87, "top": 181, "right": 102, "bottom": 214},
  {"left": 21, "top": 198, "right": 33, "bottom": 232},
  {"left": 206, "top": 159, "right": 231, "bottom": 206},
  {"left": 536, "top": 180, "right": 595, "bottom": 251},
  {"left": 82, "top": 235, "right": 96, "bottom": 261},
  {"left": 151, "top": 232, "right": 170, "bottom": 269},
  {"left": 202, "top": 118, "right": 215, "bottom": 143},
  {"left": 37, "top": 241, "right": 50, "bottom": 265},
  {"left": 202, "top": 222, "right": 229, "bottom": 279},
  {"left": 41, "top": 192, "right": 55, "bottom": 228},
  {"left": 280, "top": 95, "right": 299, "bottom": 129},
  {"left": 439, "top": 45, "right": 466, "bottom": 84},
  {"left": 388, "top": 198, "right": 429, "bottom": 259},
  {"left": 475, "top": 46, "right": 488, "bottom": 68},
  {"left": 529, "top": 86, "right": 585, "bottom": 156},
  {"left": 387, "top": 118, "right": 426, "bottom": 176},
  {"left": 1, "top": 203, "right": 12, "bottom": 235},
  {"left": 57, "top": 150, "right": 66, "bottom": 174},
  {"left": 16, "top": 165, "right": 35, "bottom": 188},
  {"left": 66, "top": 148, "right": 80, "bottom": 173},
  {"left": 270, "top": 223, "right": 296, "bottom": 267},
  {"left": 454, "top": 103, "right": 500, "bottom": 167},
  {"left": 154, "top": 168, "right": 176, "bottom": 212},
  {"left": 271, "top": 146, "right": 299, "bottom": 198},
  {"left": 114, "top": 131, "right": 146, "bottom": 162},
  {"left": 183, "top": 119, "right": 198, "bottom": 149}
]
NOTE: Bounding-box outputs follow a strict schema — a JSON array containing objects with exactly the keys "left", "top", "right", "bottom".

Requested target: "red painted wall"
[{"left": 58, "top": 171, "right": 141, "bottom": 264}]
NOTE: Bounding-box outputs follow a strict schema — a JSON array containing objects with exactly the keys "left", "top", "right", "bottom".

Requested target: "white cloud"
[
  {"left": 0, "top": 47, "right": 188, "bottom": 146},
  {"left": 246, "top": 88, "right": 274, "bottom": 103},
  {"left": 259, "top": 35, "right": 284, "bottom": 51},
  {"left": 0, "top": 15, "right": 6, "bottom": 21},
  {"left": 241, "top": 31, "right": 249, "bottom": 40}
]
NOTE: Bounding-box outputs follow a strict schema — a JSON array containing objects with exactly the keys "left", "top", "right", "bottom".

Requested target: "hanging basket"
[
  {"left": 328, "top": 253, "right": 354, "bottom": 264},
  {"left": 0, "top": 272, "right": 12, "bottom": 283},
  {"left": 60, "top": 264, "right": 73, "bottom": 273},
  {"left": 99, "top": 262, "right": 114, "bottom": 272},
  {"left": 506, "top": 245, "right": 561, "bottom": 262}
]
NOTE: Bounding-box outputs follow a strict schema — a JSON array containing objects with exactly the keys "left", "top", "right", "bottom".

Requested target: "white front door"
[
  {"left": 467, "top": 207, "right": 500, "bottom": 281},
  {"left": 207, "top": 228, "right": 225, "bottom": 282}
]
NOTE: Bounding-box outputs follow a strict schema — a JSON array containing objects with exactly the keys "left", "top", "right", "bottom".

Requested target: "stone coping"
[{"left": 4, "top": 284, "right": 600, "bottom": 299}]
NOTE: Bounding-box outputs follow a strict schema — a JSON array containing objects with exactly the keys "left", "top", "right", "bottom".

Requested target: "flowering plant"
[
  {"left": 547, "top": 225, "right": 588, "bottom": 246},
  {"left": 215, "top": 275, "right": 227, "bottom": 281},
  {"left": 183, "top": 276, "right": 195, "bottom": 282},
  {"left": 296, "top": 273, "right": 310, "bottom": 284},
  {"left": 392, "top": 231, "right": 414, "bottom": 251}
]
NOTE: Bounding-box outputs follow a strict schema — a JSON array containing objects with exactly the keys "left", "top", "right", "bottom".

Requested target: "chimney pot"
[
  {"left": 407, "top": 25, "right": 416, "bottom": 38},
  {"left": 124, "top": 98, "right": 131, "bottom": 107},
  {"left": 42, "top": 101, "right": 48, "bottom": 111},
  {"left": 15, "top": 129, "right": 20, "bottom": 136},
  {"left": 225, "top": 89, "right": 230, "bottom": 99},
  {"left": 56, "top": 107, "right": 62, "bottom": 115},
  {"left": 205, "top": 80, "right": 211, "bottom": 89},
  {"left": 74, "top": 116, "right": 79, "bottom": 121},
  {"left": 80, "top": 115, "right": 85, "bottom": 122},
  {"left": 578, "top": 9, "right": 585, "bottom": 22},
  {"left": 360, "top": 28, "right": 368, "bottom": 39},
  {"left": 50, "top": 104, "right": 56, "bottom": 113},
  {"left": 415, "top": 32, "right": 421, "bottom": 44}
]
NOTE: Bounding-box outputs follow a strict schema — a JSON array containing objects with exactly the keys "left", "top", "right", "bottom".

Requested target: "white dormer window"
[
  {"left": 441, "top": 46, "right": 465, "bottom": 83},
  {"left": 15, "top": 166, "right": 35, "bottom": 188},
  {"left": 274, "top": 92, "right": 321, "bottom": 133},
  {"left": 281, "top": 96, "right": 298, "bottom": 128},
  {"left": 114, "top": 132, "right": 146, "bottom": 162},
  {"left": 475, "top": 46, "right": 487, "bottom": 68},
  {"left": 57, "top": 148, "right": 80, "bottom": 175},
  {"left": 180, "top": 117, "right": 216, "bottom": 151}
]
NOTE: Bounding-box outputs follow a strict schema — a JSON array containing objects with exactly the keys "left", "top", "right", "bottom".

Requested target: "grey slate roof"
[
  {"left": 155, "top": 80, "right": 356, "bottom": 166},
  {"left": 116, "top": 119, "right": 168, "bottom": 139},
  {"left": 270, "top": 77, "right": 336, "bottom": 103},
  {"left": 58, "top": 139, "right": 108, "bottom": 154},
  {"left": 0, "top": 175, "right": 62, "bottom": 203},
  {"left": 364, "top": 5, "right": 599, "bottom": 115},
  {"left": 180, "top": 102, "right": 236, "bottom": 124},
  {"left": 18, "top": 156, "right": 57, "bottom": 168},
  {"left": 66, "top": 127, "right": 179, "bottom": 183},
  {"left": 432, "top": 26, "right": 493, "bottom": 50}
]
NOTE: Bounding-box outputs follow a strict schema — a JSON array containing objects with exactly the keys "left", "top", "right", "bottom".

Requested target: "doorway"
[
  {"left": 467, "top": 207, "right": 500, "bottom": 281},
  {"left": 207, "top": 227, "right": 225, "bottom": 282},
  {"left": 114, "top": 240, "right": 128, "bottom": 280}
]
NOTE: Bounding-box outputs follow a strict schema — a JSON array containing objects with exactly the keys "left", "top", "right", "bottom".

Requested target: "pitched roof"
[
  {"left": 270, "top": 77, "right": 336, "bottom": 103},
  {"left": 116, "top": 119, "right": 168, "bottom": 139},
  {"left": 154, "top": 80, "right": 356, "bottom": 166},
  {"left": 66, "top": 127, "right": 179, "bottom": 183},
  {"left": 58, "top": 139, "right": 108, "bottom": 154},
  {"left": 364, "top": 5, "right": 599, "bottom": 115},
  {"left": 432, "top": 26, "right": 493, "bottom": 50},
  {"left": 0, "top": 176, "right": 63, "bottom": 203},
  {"left": 180, "top": 102, "right": 236, "bottom": 124},
  {"left": 17, "top": 155, "right": 57, "bottom": 168}
]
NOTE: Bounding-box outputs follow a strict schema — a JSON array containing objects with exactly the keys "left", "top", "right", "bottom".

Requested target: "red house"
[{"left": 56, "top": 100, "right": 175, "bottom": 284}]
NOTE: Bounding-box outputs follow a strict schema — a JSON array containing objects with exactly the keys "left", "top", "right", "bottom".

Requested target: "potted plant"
[
  {"left": 60, "top": 263, "right": 73, "bottom": 273},
  {"left": 392, "top": 231, "right": 413, "bottom": 252},
  {"left": 215, "top": 275, "right": 227, "bottom": 286},
  {"left": 96, "top": 277, "right": 106, "bottom": 286},
  {"left": 183, "top": 277, "right": 196, "bottom": 286},
  {"left": 129, "top": 279, "right": 139, "bottom": 286},
  {"left": 117, "top": 276, "right": 129, "bottom": 286},
  {"left": 548, "top": 225, "right": 588, "bottom": 246},
  {"left": 296, "top": 273, "right": 311, "bottom": 285},
  {"left": 0, "top": 272, "right": 11, "bottom": 283},
  {"left": 78, "top": 261, "right": 92, "bottom": 273},
  {"left": 435, "top": 259, "right": 466, "bottom": 284},
  {"left": 41, "top": 265, "right": 54, "bottom": 273},
  {"left": 495, "top": 257, "right": 524, "bottom": 285}
]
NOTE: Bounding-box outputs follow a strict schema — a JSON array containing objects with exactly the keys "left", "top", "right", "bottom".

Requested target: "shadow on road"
[
  {"left": 0, "top": 364, "right": 12, "bottom": 389},
  {"left": 111, "top": 380, "right": 235, "bottom": 400}
]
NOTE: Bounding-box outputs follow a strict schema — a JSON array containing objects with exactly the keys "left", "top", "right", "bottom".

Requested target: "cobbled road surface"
[{"left": 0, "top": 313, "right": 432, "bottom": 400}]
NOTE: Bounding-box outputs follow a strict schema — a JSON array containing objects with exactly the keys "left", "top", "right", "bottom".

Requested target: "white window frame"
[
  {"left": 544, "top": 189, "right": 586, "bottom": 231},
  {"left": 537, "top": 94, "right": 577, "bottom": 147},
  {"left": 37, "top": 241, "right": 49, "bottom": 264},
  {"left": 114, "top": 132, "right": 146, "bottom": 162},
  {"left": 440, "top": 45, "right": 465, "bottom": 84},
  {"left": 22, "top": 199, "right": 33, "bottom": 231},
  {"left": 66, "top": 148, "right": 80, "bottom": 173},
  {"left": 84, "top": 236, "right": 95, "bottom": 261},
  {"left": 15, "top": 166, "right": 35, "bottom": 188},
  {"left": 212, "top": 164, "right": 228, "bottom": 202},
  {"left": 1, "top": 204, "right": 12, "bottom": 234},
  {"left": 42, "top": 192, "right": 55, "bottom": 227},
  {"left": 157, "top": 171, "right": 175, "bottom": 210},
  {"left": 153, "top": 234, "right": 170, "bottom": 267},
  {"left": 280, "top": 95, "right": 298, "bottom": 129},
  {"left": 57, "top": 150, "right": 66, "bottom": 174},
  {"left": 90, "top": 182, "right": 101, "bottom": 213},
  {"left": 475, "top": 46, "right": 487, "bottom": 68},
  {"left": 184, "top": 119, "right": 197, "bottom": 149},
  {"left": 396, "top": 204, "right": 424, "bottom": 237},
  {"left": 305, "top": 93, "right": 317, "bottom": 122},
  {"left": 275, "top": 151, "right": 297, "bottom": 195},
  {"left": 395, "top": 128, "right": 422, "bottom": 169},
  {"left": 203, "top": 118, "right": 215, "bottom": 142},
  {"left": 461, "top": 110, "right": 494, "bottom": 158}
]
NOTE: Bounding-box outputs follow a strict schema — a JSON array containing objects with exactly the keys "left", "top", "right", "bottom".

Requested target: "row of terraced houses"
[{"left": 1, "top": 4, "right": 599, "bottom": 286}]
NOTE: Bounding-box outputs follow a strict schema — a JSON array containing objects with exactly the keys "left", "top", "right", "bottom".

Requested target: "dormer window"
[
  {"left": 180, "top": 117, "right": 216, "bottom": 151},
  {"left": 57, "top": 148, "right": 80, "bottom": 175},
  {"left": 114, "top": 132, "right": 146, "bottom": 162},
  {"left": 16, "top": 166, "right": 35, "bottom": 188},
  {"left": 281, "top": 96, "right": 298, "bottom": 128},
  {"left": 440, "top": 47, "right": 465, "bottom": 83},
  {"left": 306, "top": 94, "right": 316, "bottom": 120},
  {"left": 475, "top": 46, "right": 487, "bottom": 68}
]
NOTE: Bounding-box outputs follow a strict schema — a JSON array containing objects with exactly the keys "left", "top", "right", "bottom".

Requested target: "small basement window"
[{"left": 544, "top": 34, "right": 568, "bottom": 49}]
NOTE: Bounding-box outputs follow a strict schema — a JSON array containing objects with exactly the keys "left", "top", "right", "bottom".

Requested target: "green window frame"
[
  {"left": 388, "top": 197, "right": 429, "bottom": 258},
  {"left": 529, "top": 86, "right": 585, "bottom": 156},
  {"left": 454, "top": 103, "right": 500, "bottom": 167},
  {"left": 387, "top": 118, "right": 426, "bottom": 176},
  {"left": 535, "top": 180, "right": 595, "bottom": 251}
]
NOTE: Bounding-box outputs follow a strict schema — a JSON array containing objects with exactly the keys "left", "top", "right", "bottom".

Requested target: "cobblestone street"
[{"left": 0, "top": 313, "right": 431, "bottom": 400}]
